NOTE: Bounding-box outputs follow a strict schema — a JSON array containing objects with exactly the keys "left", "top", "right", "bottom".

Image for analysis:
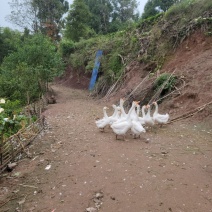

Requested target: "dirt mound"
[{"left": 162, "top": 31, "right": 212, "bottom": 124}]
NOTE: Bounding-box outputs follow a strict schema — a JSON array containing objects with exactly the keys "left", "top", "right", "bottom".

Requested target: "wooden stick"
[
  {"left": 15, "top": 135, "right": 31, "bottom": 158},
  {"left": 125, "top": 70, "right": 153, "bottom": 100},
  {"left": 104, "top": 72, "right": 124, "bottom": 99},
  {"left": 155, "top": 82, "right": 186, "bottom": 103},
  {"left": 19, "top": 184, "right": 38, "bottom": 189},
  {"left": 169, "top": 101, "right": 212, "bottom": 123}
]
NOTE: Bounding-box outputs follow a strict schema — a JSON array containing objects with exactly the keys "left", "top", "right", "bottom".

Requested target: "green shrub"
[
  {"left": 0, "top": 33, "right": 65, "bottom": 104},
  {"left": 165, "top": 0, "right": 212, "bottom": 21},
  {"left": 154, "top": 73, "right": 177, "bottom": 93},
  {"left": 0, "top": 99, "right": 30, "bottom": 140},
  {"left": 60, "top": 40, "right": 75, "bottom": 57}
]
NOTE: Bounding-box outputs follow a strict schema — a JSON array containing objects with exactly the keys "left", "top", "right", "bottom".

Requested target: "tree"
[
  {"left": 64, "top": 0, "right": 94, "bottom": 42},
  {"left": 142, "top": 0, "right": 180, "bottom": 19},
  {"left": 0, "top": 27, "right": 21, "bottom": 64},
  {"left": 157, "top": 0, "right": 181, "bottom": 11},
  {"left": 0, "top": 34, "right": 64, "bottom": 104},
  {"left": 142, "top": 0, "right": 158, "bottom": 19},
  {"left": 32, "top": 0, "right": 69, "bottom": 41},
  {"left": 85, "top": 0, "right": 113, "bottom": 34},
  {"left": 7, "top": 0, "right": 39, "bottom": 32},
  {"left": 7, "top": 0, "right": 69, "bottom": 41},
  {"left": 84, "top": 0, "right": 139, "bottom": 34},
  {"left": 111, "top": 0, "right": 139, "bottom": 23}
]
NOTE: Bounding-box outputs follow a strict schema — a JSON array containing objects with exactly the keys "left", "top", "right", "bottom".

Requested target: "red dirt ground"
[{"left": 0, "top": 32, "right": 212, "bottom": 212}]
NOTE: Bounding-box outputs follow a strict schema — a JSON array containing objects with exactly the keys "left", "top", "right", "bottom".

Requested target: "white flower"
[
  {"left": 3, "top": 118, "right": 9, "bottom": 121},
  {"left": 0, "top": 99, "right": 6, "bottom": 104},
  {"left": 0, "top": 108, "right": 4, "bottom": 113}
]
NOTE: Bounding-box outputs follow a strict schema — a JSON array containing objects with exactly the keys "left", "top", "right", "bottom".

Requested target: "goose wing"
[{"left": 154, "top": 113, "right": 169, "bottom": 123}]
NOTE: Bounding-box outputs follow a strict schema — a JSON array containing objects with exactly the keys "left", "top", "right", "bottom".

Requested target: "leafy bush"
[
  {"left": 0, "top": 27, "right": 22, "bottom": 64},
  {"left": 67, "top": 26, "right": 139, "bottom": 87},
  {"left": 60, "top": 39, "right": 75, "bottom": 57},
  {"left": 0, "top": 99, "right": 30, "bottom": 141},
  {"left": 0, "top": 33, "right": 65, "bottom": 104},
  {"left": 165, "top": 0, "right": 212, "bottom": 21},
  {"left": 137, "top": 13, "right": 163, "bottom": 33},
  {"left": 154, "top": 73, "right": 177, "bottom": 93}
]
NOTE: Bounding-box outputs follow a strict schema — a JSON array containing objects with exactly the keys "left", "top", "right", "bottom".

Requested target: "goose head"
[
  {"left": 146, "top": 104, "right": 150, "bottom": 109},
  {"left": 120, "top": 98, "right": 126, "bottom": 104},
  {"left": 112, "top": 104, "right": 117, "bottom": 109}
]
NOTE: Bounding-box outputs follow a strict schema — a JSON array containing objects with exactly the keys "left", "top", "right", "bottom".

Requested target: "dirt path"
[{"left": 1, "top": 85, "right": 212, "bottom": 212}]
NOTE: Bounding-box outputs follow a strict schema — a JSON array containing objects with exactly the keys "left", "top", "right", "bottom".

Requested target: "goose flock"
[{"left": 95, "top": 98, "right": 170, "bottom": 140}]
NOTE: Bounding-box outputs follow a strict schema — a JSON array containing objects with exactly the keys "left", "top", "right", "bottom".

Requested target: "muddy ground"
[{"left": 0, "top": 84, "right": 212, "bottom": 212}]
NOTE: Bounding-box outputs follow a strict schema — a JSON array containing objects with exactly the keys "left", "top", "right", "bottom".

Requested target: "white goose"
[
  {"left": 119, "top": 98, "right": 127, "bottom": 119},
  {"left": 143, "top": 104, "right": 155, "bottom": 126},
  {"left": 131, "top": 105, "right": 146, "bottom": 138},
  {"left": 131, "top": 121, "right": 146, "bottom": 138},
  {"left": 109, "top": 104, "right": 121, "bottom": 125},
  {"left": 137, "top": 105, "right": 146, "bottom": 125},
  {"left": 152, "top": 101, "right": 169, "bottom": 125},
  {"left": 95, "top": 106, "right": 110, "bottom": 131},
  {"left": 111, "top": 101, "right": 138, "bottom": 140},
  {"left": 130, "top": 101, "right": 140, "bottom": 121}
]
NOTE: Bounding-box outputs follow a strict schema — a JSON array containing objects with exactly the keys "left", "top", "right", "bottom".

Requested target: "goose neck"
[
  {"left": 127, "top": 103, "right": 137, "bottom": 119},
  {"left": 103, "top": 108, "right": 108, "bottom": 118},
  {"left": 153, "top": 103, "right": 158, "bottom": 115}
]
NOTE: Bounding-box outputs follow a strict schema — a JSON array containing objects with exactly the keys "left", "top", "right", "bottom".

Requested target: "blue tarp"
[{"left": 88, "top": 50, "right": 103, "bottom": 91}]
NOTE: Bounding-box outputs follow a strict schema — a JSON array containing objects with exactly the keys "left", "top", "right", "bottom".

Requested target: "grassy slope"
[{"left": 63, "top": 0, "right": 212, "bottom": 98}]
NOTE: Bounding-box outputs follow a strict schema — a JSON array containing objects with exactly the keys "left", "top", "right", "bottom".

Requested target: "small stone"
[
  {"left": 86, "top": 207, "right": 97, "bottom": 212},
  {"left": 110, "top": 196, "right": 116, "bottom": 200},
  {"left": 95, "top": 192, "right": 103, "bottom": 199},
  {"left": 93, "top": 198, "right": 101, "bottom": 203}
]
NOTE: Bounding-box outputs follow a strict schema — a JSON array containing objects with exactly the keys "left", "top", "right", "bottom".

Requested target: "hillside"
[
  {"left": 108, "top": 30, "right": 212, "bottom": 127},
  {"left": 57, "top": 30, "right": 212, "bottom": 127},
  {"left": 57, "top": 0, "right": 212, "bottom": 128}
]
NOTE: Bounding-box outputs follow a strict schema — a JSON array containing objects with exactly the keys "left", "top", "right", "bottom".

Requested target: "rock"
[
  {"left": 93, "top": 198, "right": 101, "bottom": 203},
  {"left": 7, "top": 162, "right": 18, "bottom": 171},
  {"left": 110, "top": 196, "right": 116, "bottom": 200},
  {"left": 48, "top": 95, "right": 56, "bottom": 104},
  {"left": 95, "top": 192, "right": 103, "bottom": 199},
  {"left": 86, "top": 207, "right": 97, "bottom": 212}
]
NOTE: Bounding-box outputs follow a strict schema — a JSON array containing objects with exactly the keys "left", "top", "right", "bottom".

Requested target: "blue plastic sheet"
[{"left": 88, "top": 50, "right": 103, "bottom": 90}]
